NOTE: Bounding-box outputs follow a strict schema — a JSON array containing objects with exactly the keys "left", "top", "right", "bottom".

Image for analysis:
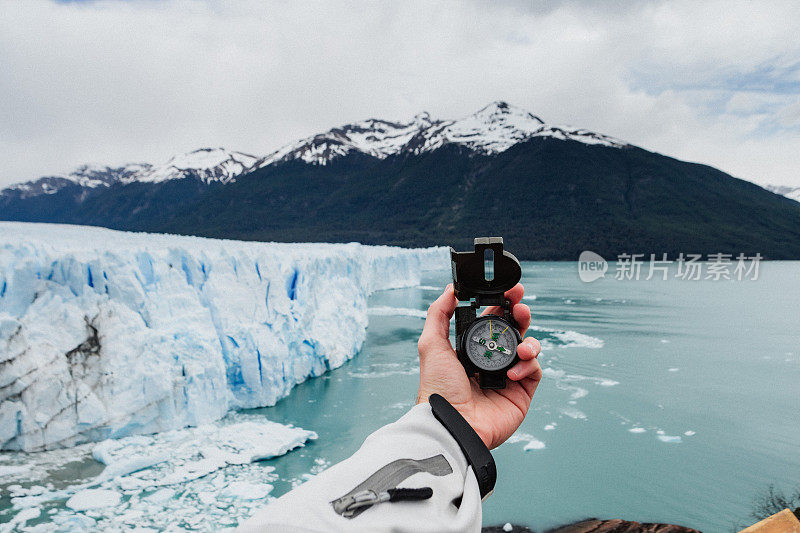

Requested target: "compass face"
[{"left": 463, "top": 316, "right": 518, "bottom": 371}]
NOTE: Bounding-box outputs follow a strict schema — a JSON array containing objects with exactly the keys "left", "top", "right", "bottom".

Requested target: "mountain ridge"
[
  {"left": 2, "top": 101, "right": 800, "bottom": 260},
  {"left": 2, "top": 102, "right": 625, "bottom": 197}
]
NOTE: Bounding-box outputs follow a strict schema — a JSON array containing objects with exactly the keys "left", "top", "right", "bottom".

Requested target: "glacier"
[{"left": 0, "top": 222, "right": 448, "bottom": 451}]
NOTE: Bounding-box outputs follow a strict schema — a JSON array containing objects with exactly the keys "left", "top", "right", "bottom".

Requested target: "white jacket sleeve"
[{"left": 236, "top": 402, "right": 483, "bottom": 533}]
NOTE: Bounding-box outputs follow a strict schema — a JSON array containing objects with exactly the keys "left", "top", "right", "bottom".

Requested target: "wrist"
[{"left": 428, "top": 394, "right": 497, "bottom": 500}]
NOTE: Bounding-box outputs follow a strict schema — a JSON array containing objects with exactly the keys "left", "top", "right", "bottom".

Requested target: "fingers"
[
  {"left": 418, "top": 284, "right": 457, "bottom": 356},
  {"left": 480, "top": 283, "right": 525, "bottom": 316},
  {"left": 511, "top": 303, "right": 531, "bottom": 337},
  {"left": 480, "top": 283, "right": 530, "bottom": 336},
  {"left": 516, "top": 337, "right": 541, "bottom": 360},
  {"left": 508, "top": 337, "right": 542, "bottom": 380},
  {"left": 507, "top": 357, "right": 542, "bottom": 382},
  {"left": 518, "top": 374, "right": 541, "bottom": 397}
]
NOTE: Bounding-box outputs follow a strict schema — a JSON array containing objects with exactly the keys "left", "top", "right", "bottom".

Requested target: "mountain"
[
  {"left": 256, "top": 102, "right": 624, "bottom": 167},
  {"left": 3, "top": 102, "right": 800, "bottom": 259},
  {"left": 2, "top": 163, "right": 149, "bottom": 199},
  {"left": 136, "top": 148, "right": 258, "bottom": 184},
  {"left": 765, "top": 184, "right": 800, "bottom": 203},
  {"left": 0, "top": 148, "right": 257, "bottom": 226}
]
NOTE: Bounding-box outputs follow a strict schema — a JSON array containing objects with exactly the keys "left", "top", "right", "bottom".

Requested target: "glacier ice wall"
[{"left": 0, "top": 223, "right": 448, "bottom": 451}]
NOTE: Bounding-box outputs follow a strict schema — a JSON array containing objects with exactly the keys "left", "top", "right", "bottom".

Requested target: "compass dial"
[{"left": 463, "top": 316, "right": 518, "bottom": 371}]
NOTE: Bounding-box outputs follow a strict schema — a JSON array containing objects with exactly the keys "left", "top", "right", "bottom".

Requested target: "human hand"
[{"left": 416, "top": 283, "right": 543, "bottom": 449}]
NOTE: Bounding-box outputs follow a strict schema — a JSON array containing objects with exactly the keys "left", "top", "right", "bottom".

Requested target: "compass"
[
  {"left": 451, "top": 237, "right": 522, "bottom": 389},
  {"left": 462, "top": 316, "right": 520, "bottom": 372}
]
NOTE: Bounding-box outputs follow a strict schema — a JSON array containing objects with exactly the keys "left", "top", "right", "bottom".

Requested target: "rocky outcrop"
[
  {"left": 547, "top": 519, "right": 700, "bottom": 533},
  {"left": 481, "top": 519, "right": 699, "bottom": 533}
]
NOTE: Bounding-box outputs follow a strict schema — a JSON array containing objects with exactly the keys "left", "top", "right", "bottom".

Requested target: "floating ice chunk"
[
  {"left": 668, "top": 368, "right": 680, "bottom": 372},
  {"left": 93, "top": 450, "right": 169, "bottom": 483},
  {"left": 657, "top": 435, "right": 682, "bottom": 443},
  {"left": 146, "top": 488, "right": 175, "bottom": 504},
  {"left": 51, "top": 512, "right": 97, "bottom": 529},
  {"left": 8, "top": 413, "right": 314, "bottom": 530},
  {"left": 348, "top": 366, "right": 420, "bottom": 379},
  {"left": 221, "top": 481, "right": 273, "bottom": 500},
  {"left": 543, "top": 424, "right": 556, "bottom": 431},
  {"left": 197, "top": 491, "right": 217, "bottom": 505},
  {"left": 561, "top": 408, "right": 587, "bottom": 420},
  {"left": 503, "top": 523, "right": 514, "bottom": 532},
  {"left": 532, "top": 326, "right": 604, "bottom": 349},
  {"left": 628, "top": 427, "right": 647, "bottom": 434},
  {"left": 87, "top": 415, "right": 314, "bottom": 491},
  {"left": 367, "top": 306, "right": 428, "bottom": 319},
  {"left": 559, "top": 385, "right": 589, "bottom": 400},
  {"left": 0, "top": 465, "right": 30, "bottom": 478},
  {"left": 506, "top": 432, "right": 545, "bottom": 451},
  {"left": 3, "top": 506, "right": 40, "bottom": 529},
  {"left": 684, "top": 430, "right": 696, "bottom": 436},
  {"left": 543, "top": 368, "right": 612, "bottom": 384},
  {"left": 66, "top": 488, "right": 121, "bottom": 510}
]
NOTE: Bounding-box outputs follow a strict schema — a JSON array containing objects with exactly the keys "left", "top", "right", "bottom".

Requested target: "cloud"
[{"left": 1, "top": 0, "right": 799, "bottom": 187}]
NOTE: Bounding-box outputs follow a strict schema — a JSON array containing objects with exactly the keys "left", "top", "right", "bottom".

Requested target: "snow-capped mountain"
[
  {"left": 3, "top": 101, "right": 800, "bottom": 260},
  {"left": 1, "top": 102, "right": 625, "bottom": 198},
  {"left": 1, "top": 148, "right": 257, "bottom": 199},
  {"left": 4, "top": 163, "right": 150, "bottom": 199},
  {"left": 136, "top": 147, "right": 259, "bottom": 185},
  {"left": 765, "top": 184, "right": 800, "bottom": 203},
  {"left": 258, "top": 101, "right": 625, "bottom": 167}
]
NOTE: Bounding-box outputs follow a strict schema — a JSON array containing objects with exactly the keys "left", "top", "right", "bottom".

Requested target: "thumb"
[{"left": 418, "top": 284, "right": 457, "bottom": 354}]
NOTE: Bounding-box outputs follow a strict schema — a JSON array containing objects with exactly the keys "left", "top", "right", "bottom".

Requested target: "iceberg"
[{"left": 0, "top": 222, "right": 448, "bottom": 451}]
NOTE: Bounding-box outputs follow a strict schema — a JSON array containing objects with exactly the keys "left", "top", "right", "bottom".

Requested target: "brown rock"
[
  {"left": 738, "top": 509, "right": 800, "bottom": 533},
  {"left": 546, "top": 519, "right": 700, "bottom": 533}
]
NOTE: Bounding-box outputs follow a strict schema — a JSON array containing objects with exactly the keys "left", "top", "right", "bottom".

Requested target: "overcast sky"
[{"left": 1, "top": 0, "right": 799, "bottom": 188}]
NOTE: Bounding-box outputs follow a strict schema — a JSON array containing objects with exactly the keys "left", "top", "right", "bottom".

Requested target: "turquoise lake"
[
  {"left": 1, "top": 261, "right": 798, "bottom": 531},
  {"left": 261, "top": 261, "right": 800, "bottom": 532}
]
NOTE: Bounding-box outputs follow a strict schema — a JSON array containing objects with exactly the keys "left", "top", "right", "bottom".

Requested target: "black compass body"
[{"left": 451, "top": 237, "right": 523, "bottom": 389}]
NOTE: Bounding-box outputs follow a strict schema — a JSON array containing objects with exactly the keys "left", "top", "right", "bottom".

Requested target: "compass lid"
[{"left": 450, "top": 237, "right": 521, "bottom": 303}]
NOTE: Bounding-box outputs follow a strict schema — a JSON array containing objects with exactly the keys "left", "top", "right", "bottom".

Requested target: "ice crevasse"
[{"left": 0, "top": 222, "right": 448, "bottom": 451}]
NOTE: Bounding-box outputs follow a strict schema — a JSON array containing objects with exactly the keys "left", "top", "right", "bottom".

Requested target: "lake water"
[
  {"left": 2, "top": 261, "right": 799, "bottom": 531},
  {"left": 260, "top": 261, "right": 800, "bottom": 532}
]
